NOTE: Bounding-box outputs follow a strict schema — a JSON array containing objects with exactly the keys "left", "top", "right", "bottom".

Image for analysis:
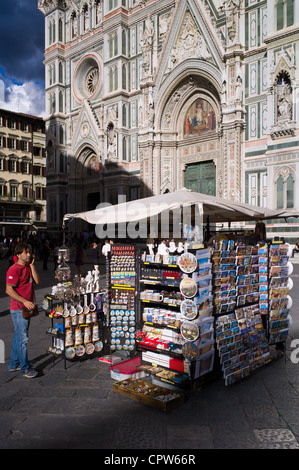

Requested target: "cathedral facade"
[{"left": 38, "top": 0, "right": 299, "bottom": 240}]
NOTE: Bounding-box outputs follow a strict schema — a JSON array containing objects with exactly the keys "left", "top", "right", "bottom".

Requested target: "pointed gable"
[{"left": 155, "top": 1, "right": 224, "bottom": 91}]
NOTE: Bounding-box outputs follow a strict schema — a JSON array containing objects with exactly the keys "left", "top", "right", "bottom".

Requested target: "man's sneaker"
[
  {"left": 22, "top": 368, "right": 38, "bottom": 378},
  {"left": 9, "top": 366, "right": 21, "bottom": 372}
]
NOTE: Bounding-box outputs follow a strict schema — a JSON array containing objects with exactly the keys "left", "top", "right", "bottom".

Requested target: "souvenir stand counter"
[
  {"left": 133, "top": 234, "right": 293, "bottom": 389},
  {"left": 43, "top": 245, "right": 109, "bottom": 368},
  {"left": 61, "top": 190, "right": 296, "bottom": 409}
]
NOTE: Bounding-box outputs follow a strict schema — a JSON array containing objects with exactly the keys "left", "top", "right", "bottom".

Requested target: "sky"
[{"left": 0, "top": 0, "right": 45, "bottom": 117}]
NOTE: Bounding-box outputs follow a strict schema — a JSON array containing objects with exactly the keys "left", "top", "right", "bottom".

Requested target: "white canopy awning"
[{"left": 63, "top": 188, "right": 294, "bottom": 227}]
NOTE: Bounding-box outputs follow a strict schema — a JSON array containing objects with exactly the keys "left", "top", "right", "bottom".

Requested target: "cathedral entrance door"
[{"left": 184, "top": 161, "right": 216, "bottom": 195}]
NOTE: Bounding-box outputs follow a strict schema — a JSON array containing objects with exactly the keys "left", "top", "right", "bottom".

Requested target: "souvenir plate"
[
  {"left": 76, "top": 345, "right": 85, "bottom": 356},
  {"left": 65, "top": 347, "right": 75, "bottom": 359},
  {"left": 86, "top": 343, "right": 95, "bottom": 355},
  {"left": 95, "top": 341, "right": 103, "bottom": 352},
  {"left": 181, "top": 321, "right": 200, "bottom": 342},
  {"left": 178, "top": 252, "right": 198, "bottom": 274},
  {"left": 180, "top": 277, "right": 197, "bottom": 298},
  {"left": 180, "top": 299, "right": 198, "bottom": 320},
  {"left": 182, "top": 341, "right": 200, "bottom": 360}
]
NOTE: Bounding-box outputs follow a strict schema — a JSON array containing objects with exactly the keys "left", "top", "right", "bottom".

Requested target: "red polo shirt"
[{"left": 6, "top": 262, "right": 34, "bottom": 310}]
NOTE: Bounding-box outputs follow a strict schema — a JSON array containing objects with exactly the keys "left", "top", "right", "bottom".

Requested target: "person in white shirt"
[{"left": 102, "top": 240, "right": 111, "bottom": 257}]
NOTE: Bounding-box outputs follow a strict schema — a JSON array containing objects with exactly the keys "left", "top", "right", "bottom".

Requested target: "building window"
[
  {"left": 109, "top": 66, "right": 118, "bottom": 91},
  {"left": 109, "top": 33, "right": 118, "bottom": 58},
  {"left": 58, "top": 17, "right": 63, "bottom": 42},
  {"left": 59, "top": 153, "right": 65, "bottom": 173},
  {"left": 109, "top": 0, "right": 118, "bottom": 10},
  {"left": 276, "top": 169, "right": 294, "bottom": 209},
  {"left": 59, "top": 91, "right": 64, "bottom": 113},
  {"left": 59, "top": 62, "right": 63, "bottom": 83},
  {"left": 22, "top": 161, "right": 29, "bottom": 174},
  {"left": 276, "top": 0, "right": 294, "bottom": 30},
  {"left": 122, "top": 64, "right": 127, "bottom": 90},
  {"left": 10, "top": 185, "right": 17, "bottom": 201},
  {"left": 9, "top": 160, "right": 17, "bottom": 172},
  {"left": 59, "top": 125, "right": 64, "bottom": 144},
  {"left": 48, "top": 19, "right": 56, "bottom": 45},
  {"left": 23, "top": 185, "right": 31, "bottom": 200},
  {"left": 0, "top": 184, "right": 6, "bottom": 196}
]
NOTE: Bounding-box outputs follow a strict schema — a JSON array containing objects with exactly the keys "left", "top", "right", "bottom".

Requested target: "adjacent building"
[
  {"left": 37, "top": 0, "right": 299, "bottom": 241},
  {"left": 0, "top": 108, "right": 47, "bottom": 235}
]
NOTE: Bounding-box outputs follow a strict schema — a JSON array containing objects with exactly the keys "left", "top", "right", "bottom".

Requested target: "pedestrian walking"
[
  {"left": 5, "top": 242, "right": 40, "bottom": 378},
  {"left": 102, "top": 239, "right": 111, "bottom": 257},
  {"left": 90, "top": 242, "right": 100, "bottom": 268}
]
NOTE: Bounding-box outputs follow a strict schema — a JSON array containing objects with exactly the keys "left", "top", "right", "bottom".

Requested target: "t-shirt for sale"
[{"left": 6, "top": 263, "right": 34, "bottom": 310}]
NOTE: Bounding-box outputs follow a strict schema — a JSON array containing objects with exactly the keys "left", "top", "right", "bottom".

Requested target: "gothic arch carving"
[
  {"left": 75, "top": 145, "right": 98, "bottom": 178},
  {"left": 274, "top": 165, "right": 296, "bottom": 182},
  {"left": 155, "top": 61, "right": 222, "bottom": 132}
]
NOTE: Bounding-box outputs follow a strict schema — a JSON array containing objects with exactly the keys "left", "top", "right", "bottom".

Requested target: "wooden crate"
[{"left": 113, "top": 378, "right": 185, "bottom": 412}]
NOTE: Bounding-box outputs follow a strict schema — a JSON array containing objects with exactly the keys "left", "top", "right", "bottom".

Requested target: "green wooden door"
[{"left": 184, "top": 161, "right": 216, "bottom": 195}]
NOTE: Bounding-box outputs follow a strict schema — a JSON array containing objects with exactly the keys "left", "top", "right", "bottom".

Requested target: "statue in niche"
[
  {"left": 277, "top": 87, "right": 292, "bottom": 120},
  {"left": 140, "top": 18, "right": 154, "bottom": 77},
  {"left": 96, "top": 1, "right": 102, "bottom": 24},
  {"left": 221, "top": 0, "right": 241, "bottom": 42},
  {"left": 71, "top": 14, "right": 77, "bottom": 37},
  {"left": 148, "top": 103, "right": 155, "bottom": 128},
  {"left": 276, "top": 73, "right": 293, "bottom": 122},
  {"left": 220, "top": 80, "right": 227, "bottom": 106},
  {"left": 107, "top": 123, "right": 117, "bottom": 161},
  {"left": 235, "top": 76, "right": 243, "bottom": 104}
]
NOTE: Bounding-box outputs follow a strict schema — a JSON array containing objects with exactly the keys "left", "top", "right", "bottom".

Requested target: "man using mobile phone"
[{"left": 6, "top": 242, "right": 40, "bottom": 378}]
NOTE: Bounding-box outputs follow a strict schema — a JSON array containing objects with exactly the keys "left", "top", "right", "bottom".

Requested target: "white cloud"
[{"left": 1, "top": 81, "right": 45, "bottom": 118}]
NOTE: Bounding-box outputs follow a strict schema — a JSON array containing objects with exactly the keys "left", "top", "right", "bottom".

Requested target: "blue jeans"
[{"left": 9, "top": 309, "right": 32, "bottom": 373}]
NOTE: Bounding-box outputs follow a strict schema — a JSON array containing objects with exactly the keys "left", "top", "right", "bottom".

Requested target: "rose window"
[{"left": 86, "top": 67, "right": 99, "bottom": 96}]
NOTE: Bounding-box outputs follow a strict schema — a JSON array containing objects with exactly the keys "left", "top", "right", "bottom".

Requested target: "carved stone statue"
[{"left": 277, "top": 86, "right": 292, "bottom": 120}]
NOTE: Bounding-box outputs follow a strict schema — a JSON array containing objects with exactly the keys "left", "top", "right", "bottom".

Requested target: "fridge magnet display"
[
  {"left": 180, "top": 277, "right": 197, "bottom": 298},
  {"left": 181, "top": 321, "right": 200, "bottom": 342},
  {"left": 178, "top": 252, "right": 198, "bottom": 274},
  {"left": 180, "top": 299, "right": 198, "bottom": 320}
]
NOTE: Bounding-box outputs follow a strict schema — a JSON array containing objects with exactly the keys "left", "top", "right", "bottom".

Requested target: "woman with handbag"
[{"left": 6, "top": 242, "right": 40, "bottom": 378}]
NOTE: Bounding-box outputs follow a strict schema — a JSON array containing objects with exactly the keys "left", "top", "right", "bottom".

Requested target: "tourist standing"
[{"left": 6, "top": 242, "right": 39, "bottom": 378}]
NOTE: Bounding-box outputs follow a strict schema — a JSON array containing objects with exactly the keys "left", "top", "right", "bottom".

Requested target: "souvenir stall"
[{"left": 61, "top": 189, "right": 297, "bottom": 408}]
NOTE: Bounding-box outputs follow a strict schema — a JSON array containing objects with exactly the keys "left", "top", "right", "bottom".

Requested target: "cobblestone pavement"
[{"left": 0, "top": 257, "right": 299, "bottom": 450}]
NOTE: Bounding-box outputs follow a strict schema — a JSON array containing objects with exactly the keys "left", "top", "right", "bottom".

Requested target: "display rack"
[
  {"left": 135, "top": 245, "right": 215, "bottom": 388},
  {"left": 268, "top": 242, "right": 292, "bottom": 353},
  {"left": 107, "top": 244, "right": 137, "bottom": 354},
  {"left": 44, "top": 243, "right": 108, "bottom": 368},
  {"left": 44, "top": 290, "right": 107, "bottom": 369}
]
